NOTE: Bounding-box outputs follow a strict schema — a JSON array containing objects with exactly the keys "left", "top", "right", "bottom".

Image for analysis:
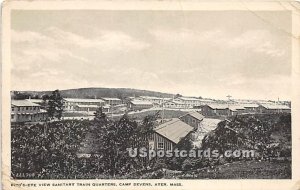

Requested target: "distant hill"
[{"left": 12, "top": 87, "right": 175, "bottom": 99}]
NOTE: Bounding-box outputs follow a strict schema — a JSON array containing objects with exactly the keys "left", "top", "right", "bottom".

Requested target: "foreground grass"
[{"left": 165, "top": 159, "right": 291, "bottom": 179}]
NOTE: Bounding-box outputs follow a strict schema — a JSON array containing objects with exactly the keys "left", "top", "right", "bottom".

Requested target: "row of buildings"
[
  {"left": 64, "top": 97, "right": 122, "bottom": 111},
  {"left": 197, "top": 103, "right": 291, "bottom": 117},
  {"left": 10, "top": 97, "right": 123, "bottom": 122},
  {"left": 126, "top": 96, "right": 291, "bottom": 116},
  {"left": 126, "top": 96, "right": 216, "bottom": 110},
  {"left": 62, "top": 96, "right": 216, "bottom": 112},
  {"left": 146, "top": 101, "right": 292, "bottom": 152},
  {"left": 10, "top": 94, "right": 291, "bottom": 122}
]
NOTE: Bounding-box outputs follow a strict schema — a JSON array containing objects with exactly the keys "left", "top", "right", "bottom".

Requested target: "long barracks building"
[{"left": 11, "top": 100, "right": 48, "bottom": 122}]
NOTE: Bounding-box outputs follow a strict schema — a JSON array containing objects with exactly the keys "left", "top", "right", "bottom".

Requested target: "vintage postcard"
[{"left": 1, "top": 1, "right": 300, "bottom": 190}]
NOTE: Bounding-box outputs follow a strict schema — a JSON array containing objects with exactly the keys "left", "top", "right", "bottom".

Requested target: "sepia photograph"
[{"left": 2, "top": 1, "right": 300, "bottom": 190}]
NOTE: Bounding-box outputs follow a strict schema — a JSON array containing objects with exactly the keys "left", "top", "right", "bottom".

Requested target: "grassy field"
[
  {"left": 176, "top": 159, "right": 291, "bottom": 179},
  {"left": 133, "top": 159, "right": 291, "bottom": 179}
]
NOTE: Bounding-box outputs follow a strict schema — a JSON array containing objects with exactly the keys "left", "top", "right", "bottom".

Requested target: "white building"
[
  {"left": 11, "top": 100, "right": 47, "bottom": 122},
  {"left": 174, "top": 97, "right": 215, "bottom": 108},
  {"left": 163, "top": 100, "right": 188, "bottom": 109},
  {"left": 100, "top": 97, "right": 122, "bottom": 106},
  {"left": 137, "top": 96, "right": 171, "bottom": 106},
  {"left": 128, "top": 100, "right": 153, "bottom": 110},
  {"left": 63, "top": 98, "right": 106, "bottom": 111}
]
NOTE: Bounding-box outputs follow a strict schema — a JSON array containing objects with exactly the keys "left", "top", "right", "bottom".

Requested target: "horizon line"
[{"left": 10, "top": 86, "right": 291, "bottom": 102}]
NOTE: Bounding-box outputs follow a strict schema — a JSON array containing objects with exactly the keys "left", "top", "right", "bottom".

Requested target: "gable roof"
[
  {"left": 26, "top": 99, "right": 44, "bottom": 104},
  {"left": 180, "top": 111, "right": 204, "bottom": 121},
  {"left": 260, "top": 104, "right": 291, "bottom": 110},
  {"left": 76, "top": 104, "right": 99, "bottom": 108},
  {"left": 241, "top": 103, "right": 259, "bottom": 108},
  {"left": 177, "top": 97, "right": 200, "bottom": 101},
  {"left": 206, "top": 104, "right": 229, "bottom": 110},
  {"left": 12, "top": 100, "right": 40, "bottom": 107},
  {"left": 165, "top": 100, "right": 185, "bottom": 105},
  {"left": 228, "top": 105, "right": 246, "bottom": 111},
  {"left": 139, "top": 96, "right": 164, "bottom": 100},
  {"left": 101, "top": 97, "right": 121, "bottom": 101},
  {"left": 130, "top": 100, "right": 153, "bottom": 105},
  {"left": 155, "top": 118, "right": 194, "bottom": 144},
  {"left": 64, "top": 98, "right": 105, "bottom": 103}
]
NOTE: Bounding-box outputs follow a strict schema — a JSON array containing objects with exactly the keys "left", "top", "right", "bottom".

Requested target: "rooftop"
[
  {"left": 140, "top": 96, "right": 172, "bottom": 100},
  {"left": 130, "top": 100, "right": 153, "bottom": 105},
  {"left": 76, "top": 104, "right": 111, "bottom": 108},
  {"left": 228, "top": 105, "right": 246, "bottom": 111},
  {"left": 180, "top": 111, "right": 205, "bottom": 121},
  {"left": 206, "top": 104, "right": 229, "bottom": 110},
  {"left": 101, "top": 97, "right": 121, "bottom": 101},
  {"left": 64, "top": 98, "right": 105, "bottom": 103},
  {"left": 260, "top": 104, "right": 291, "bottom": 110},
  {"left": 177, "top": 97, "right": 201, "bottom": 101},
  {"left": 26, "top": 99, "right": 44, "bottom": 103},
  {"left": 165, "top": 100, "right": 185, "bottom": 105},
  {"left": 11, "top": 100, "right": 41, "bottom": 107},
  {"left": 240, "top": 103, "right": 260, "bottom": 108},
  {"left": 76, "top": 105, "right": 99, "bottom": 108},
  {"left": 155, "top": 118, "right": 194, "bottom": 144}
]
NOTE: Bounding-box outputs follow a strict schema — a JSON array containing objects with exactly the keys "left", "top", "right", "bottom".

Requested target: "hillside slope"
[{"left": 12, "top": 87, "right": 174, "bottom": 99}]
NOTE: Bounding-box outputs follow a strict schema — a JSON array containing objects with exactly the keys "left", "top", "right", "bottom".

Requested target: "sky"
[{"left": 11, "top": 10, "right": 292, "bottom": 100}]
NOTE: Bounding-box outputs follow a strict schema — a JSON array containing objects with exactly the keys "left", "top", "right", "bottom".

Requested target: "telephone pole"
[{"left": 226, "top": 95, "right": 232, "bottom": 116}]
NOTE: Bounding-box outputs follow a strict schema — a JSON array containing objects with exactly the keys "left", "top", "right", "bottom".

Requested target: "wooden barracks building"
[
  {"left": 179, "top": 111, "right": 205, "bottom": 130},
  {"left": 11, "top": 100, "right": 48, "bottom": 122},
  {"left": 128, "top": 100, "right": 153, "bottom": 111},
  {"left": 147, "top": 118, "right": 195, "bottom": 151}
]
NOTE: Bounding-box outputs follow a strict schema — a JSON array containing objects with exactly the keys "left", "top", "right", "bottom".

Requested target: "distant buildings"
[
  {"left": 100, "top": 97, "right": 122, "bottom": 106},
  {"left": 163, "top": 100, "right": 188, "bottom": 109},
  {"left": 241, "top": 104, "right": 260, "bottom": 113},
  {"left": 129, "top": 96, "right": 215, "bottom": 109},
  {"left": 63, "top": 98, "right": 106, "bottom": 112},
  {"left": 11, "top": 100, "right": 47, "bottom": 122},
  {"left": 161, "top": 97, "right": 215, "bottom": 109},
  {"left": 11, "top": 94, "right": 291, "bottom": 123},
  {"left": 174, "top": 97, "right": 215, "bottom": 108},
  {"left": 197, "top": 103, "right": 291, "bottom": 117},
  {"left": 258, "top": 104, "right": 291, "bottom": 114},
  {"left": 198, "top": 104, "right": 230, "bottom": 117},
  {"left": 74, "top": 104, "right": 111, "bottom": 113},
  {"left": 136, "top": 96, "right": 171, "bottom": 106},
  {"left": 128, "top": 100, "right": 153, "bottom": 111},
  {"left": 228, "top": 105, "right": 246, "bottom": 115}
]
